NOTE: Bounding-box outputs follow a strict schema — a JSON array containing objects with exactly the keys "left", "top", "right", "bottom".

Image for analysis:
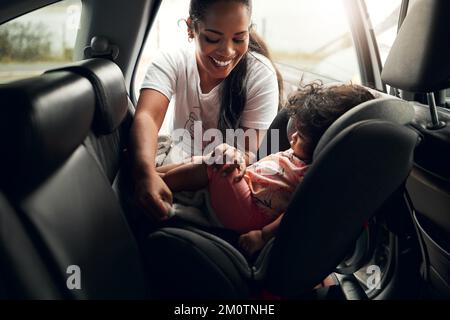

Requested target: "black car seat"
[
  {"left": 144, "top": 94, "right": 419, "bottom": 299},
  {"left": 44, "top": 58, "right": 135, "bottom": 185},
  {"left": 0, "top": 67, "right": 147, "bottom": 299},
  {"left": 0, "top": 193, "right": 62, "bottom": 299},
  {"left": 381, "top": 0, "right": 450, "bottom": 299}
]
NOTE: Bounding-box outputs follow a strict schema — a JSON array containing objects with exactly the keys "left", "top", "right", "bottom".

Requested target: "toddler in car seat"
[{"left": 156, "top": 82, "right": 375, "bottom": 256}]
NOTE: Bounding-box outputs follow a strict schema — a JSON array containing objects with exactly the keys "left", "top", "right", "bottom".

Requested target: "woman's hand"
[
  {"left": 239, "top": 230, "right": 266, "bottom": 256},
  {"left": 134, "top": 171, "right": 173, "bottom": 221},
  {"left": 206, "top": 143, "right": 249, "bottom": 181}
]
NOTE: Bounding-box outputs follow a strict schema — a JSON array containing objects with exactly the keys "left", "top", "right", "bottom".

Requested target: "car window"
[
  {"left": 134, "top": 0, "right": 361, "bottom": 102},
  {"left": 0, "top": 0, "right": 82, "bottom": 84},
  {"left": 364, "top": 0, "right": 402, "bottom": 66},
  {"left": 133, "top": 0, "right": 190, "bottom": 100},
  {"left": 252, "top": 0, "right": 360, "bottom": 99}
]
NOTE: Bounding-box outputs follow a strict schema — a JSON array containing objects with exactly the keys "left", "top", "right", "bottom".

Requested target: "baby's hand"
[
  {"left": 205, "top": 143, "right": 247, "bottom": 181},
  {"left": 239, "top": 230, "right": 266, "bottom": 256}
]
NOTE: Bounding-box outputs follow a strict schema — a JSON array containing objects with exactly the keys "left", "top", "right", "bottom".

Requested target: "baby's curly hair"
[{"left": 286, "top": 81, "right": 375, "bottom": 160}]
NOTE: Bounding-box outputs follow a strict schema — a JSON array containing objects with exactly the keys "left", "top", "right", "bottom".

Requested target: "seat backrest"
[
  {"left": 265, "top": 119, "right": 418, "bottom": 298},
  {"left": 45, "top": 58, "right": 135, "bottom": 184},
  {"left": 0, "top": 193, "right": 62, "bottom": 299},
  {"left": 0, "top": 70, "right": 147, "bottom": 299},
  {"left": 381, "top": 0, "right": 450, "bottom": 298}
]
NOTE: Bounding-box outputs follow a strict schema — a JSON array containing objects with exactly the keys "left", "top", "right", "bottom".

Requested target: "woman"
[{"left": 130, "top": 0, "right": 281, "bottom": 220}]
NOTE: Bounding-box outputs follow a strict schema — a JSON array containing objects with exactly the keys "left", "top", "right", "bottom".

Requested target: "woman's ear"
[{"left": 186, "top": 17, "right": 194, "bottom": 40}]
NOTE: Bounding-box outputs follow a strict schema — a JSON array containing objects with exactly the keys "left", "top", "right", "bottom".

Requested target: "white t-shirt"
[{"left": 141, "top": 46, "right": 279, "bottom": 158}]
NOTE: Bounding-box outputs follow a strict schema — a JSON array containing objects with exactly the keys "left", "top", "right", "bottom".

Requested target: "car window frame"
[
  {"left": 343, "top": 0, "right": 388, "bottom": 92},
  {"left": 129, "top": 0, "right": 162, "bottom": 105}
]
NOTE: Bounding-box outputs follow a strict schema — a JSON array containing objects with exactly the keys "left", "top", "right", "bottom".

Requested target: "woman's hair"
[
  {"left": 286, "top": 82, "right": 375, "bottom": 160},
  {"left": 188, "top": 0, "right": 283, "bottom": 133}
]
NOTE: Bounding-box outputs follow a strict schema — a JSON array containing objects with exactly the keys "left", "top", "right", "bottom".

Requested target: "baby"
[{"left": 157, "top": 82, "right": 375, "bottom": 255}]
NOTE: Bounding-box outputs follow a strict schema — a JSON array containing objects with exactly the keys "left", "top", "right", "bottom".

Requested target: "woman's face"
[{"left": 192, "top": 1, "right": 250, "bottom": 86}]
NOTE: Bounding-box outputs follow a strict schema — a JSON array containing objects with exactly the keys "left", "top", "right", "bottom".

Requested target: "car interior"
[{"left": 0, "top": 0, "right": 449, "bottom": 300}]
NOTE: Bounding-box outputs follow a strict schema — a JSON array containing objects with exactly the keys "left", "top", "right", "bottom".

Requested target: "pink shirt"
[{"left": 244, "top": 149, "right": 309, "bottom": 216}]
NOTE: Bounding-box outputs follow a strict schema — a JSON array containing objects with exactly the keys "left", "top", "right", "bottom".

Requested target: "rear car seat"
[
  {"left": 0, "top": 193, "right": 62, "bottom": 299},
  {"left": 0, "top": 67, "right": 147, "bottom": 299},
  {"left": 45, "top": 59, "right": 167, "bottom": 247}
]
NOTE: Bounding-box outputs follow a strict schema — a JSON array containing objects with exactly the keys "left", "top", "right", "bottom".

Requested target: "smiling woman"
[
  {"left": 188, "top": 1, "right": 251, "bottom": 93},
  {"left": 129, "top": 0, "right": 281, "bottom": 221}
]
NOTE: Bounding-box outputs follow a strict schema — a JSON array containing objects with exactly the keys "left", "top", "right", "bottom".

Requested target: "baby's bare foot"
[{"left": 239, "top": 230, "right": 265, "bottom": 256}]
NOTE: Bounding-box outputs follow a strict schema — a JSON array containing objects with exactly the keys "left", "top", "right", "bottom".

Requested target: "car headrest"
[
  {"left": 381, "top": 0, "right": 450, "bottom": 92},
  {"left": 313, "top": 97, "right": 414, "bottom": 160},
  {"left": 0, "top": 71, "right": 95, "bottom": 194},
  {"left": 46, "top": 58, "right": 128, "bottom": 134}
]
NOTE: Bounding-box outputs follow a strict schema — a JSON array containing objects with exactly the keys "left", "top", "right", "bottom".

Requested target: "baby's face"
[{"left": 290, "top": 131, "right": 308, "bottom": 160}]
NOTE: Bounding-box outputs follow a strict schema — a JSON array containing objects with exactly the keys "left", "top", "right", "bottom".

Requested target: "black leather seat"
[
  {"left": 0, "top": 65, "right": 147, "bottom": 299},
  {"left": 144, "top": 94, "right": 419, "bottom": 299},
  {"left": 45, "top": 58, "right": 135, "bottom": 185},
  {"left": 381, "top": 0, "right": 450, "bottom": 299},
  {"left": 0, "top": 193, "right": 62, "bottom": 299}
]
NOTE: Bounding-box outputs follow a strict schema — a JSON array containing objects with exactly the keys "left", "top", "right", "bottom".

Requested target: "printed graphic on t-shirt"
[{"left": 184, "top": 111, "right": 198, "bottom": 138}]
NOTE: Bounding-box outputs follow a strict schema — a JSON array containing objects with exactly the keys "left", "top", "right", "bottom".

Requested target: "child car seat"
[{"left": 144, "top": 93, "right": 419, "bottom": 299}]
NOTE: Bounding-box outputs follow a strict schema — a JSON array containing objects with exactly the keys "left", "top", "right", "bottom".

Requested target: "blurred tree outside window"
[{"left": 0, "top": 0, "right": 81, "bottom": 83}]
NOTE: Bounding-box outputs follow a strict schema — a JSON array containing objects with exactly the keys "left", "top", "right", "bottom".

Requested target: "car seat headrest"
[
  {"left": 381, "top": 0, "right": 450, "bottom": 92},
  {"left": 286, "top": 117, "right": 295, "bottom": 141},
  {"left": 313, "top": 97, "right": 414, "bottom": 160},
  {"left": 0, "top": 72, "right": 95, "bottom": 194},
  {"left": 46, "top": 58, "right": 128, "bottom": 134}
]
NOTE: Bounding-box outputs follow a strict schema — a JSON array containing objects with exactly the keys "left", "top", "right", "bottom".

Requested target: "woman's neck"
[{"left": 198, "top": 70, "right": 222, "bottom": 94}]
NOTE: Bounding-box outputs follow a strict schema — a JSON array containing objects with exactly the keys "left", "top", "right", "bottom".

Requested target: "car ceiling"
[{"left": 0, "top": 0, "right": 60, "bottom": 24}]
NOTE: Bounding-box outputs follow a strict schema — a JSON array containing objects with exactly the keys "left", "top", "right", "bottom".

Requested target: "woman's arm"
[
  {"left": 131, "top": 89, "right": 169, "bottom": 172},
  {"left": 129, "top": 89, "right": 173, "bottom": 220}
]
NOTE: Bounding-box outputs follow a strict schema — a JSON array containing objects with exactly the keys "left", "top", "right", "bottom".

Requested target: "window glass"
[
  {"left": 364, "top": 0, "right": 402, "bottom": 66},
  {"left": 252, "top": 0, "right": 360, "bottom": 99},
  {"left": 0, "top": 0, "right": 82, "bottom": 83}
]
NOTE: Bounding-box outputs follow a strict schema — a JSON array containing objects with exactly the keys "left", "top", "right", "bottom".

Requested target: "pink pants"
[{"left": 207, "top": 167, "right": 275, "bottom": 234}]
